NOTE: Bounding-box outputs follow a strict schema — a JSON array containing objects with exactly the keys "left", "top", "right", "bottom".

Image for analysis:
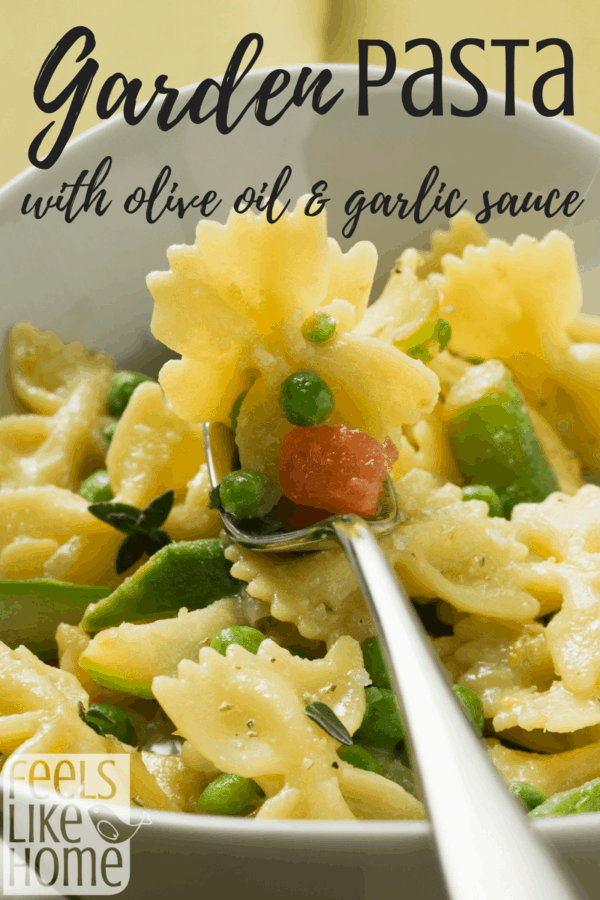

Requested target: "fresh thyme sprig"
[{"left": 88, "top": 490, "right": 174, "bottom": 574}]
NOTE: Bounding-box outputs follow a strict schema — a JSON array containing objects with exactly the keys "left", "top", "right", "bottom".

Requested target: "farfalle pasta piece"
[
  {"left": 0, "top": 383, "right": 219, "bottom": 583},
  {"left": 148, "top": 197, "right": 439, "bottom": 488},
  {"left": 56, "top": 622, "right": 99, "bottom": 696},
  {"left": 0, "top": 641, "right": 181, "bottom": 810},
  {"left": 391, "top": 470, "right": 539, "bottom": 621},
  {"left": 510, "top": 486, "right": 600, "bottom": 695},
  {"left": 394, "top": 411, "right": 461, "bottom": 484},
  {"left": 225, "top": 469, "right": 540, "bottom": 646},
  {"left": 399, "top": 219, "right": 600, "bottom": 472},
  {"left": 106, "top": 380, "right": 218, "bottom": 539},
  {"left": 410, "top": 210, "right": 490, "bottom": 279},
  {"left": 354, "top": 264, "right": 440, "bottom": 349},
  {"left": 140, "top": 751, "right": 204, "bottom": 813},
  {"left": 153, "top": 637, "right": 423, "bottom": 820},
  {"left": 1, "top": 325, "right": 114, "bottom": 491},
  {"left": 9, "top": 322, "right": 114, "bottom": 417},
  {"left": 0, "top": 486, "right": 124, "bottom": 586},
  {"left": 486, "top": 737, "right": 600, "bottom": 796},
  {"left": 424, "top": 228, "right": 580, "bottom": 362},
  {"left": 447, "top": 614, "right": 600, "bottom": 735},
  {"left": 224, "top": 540, "right": 376, "bottom": 646},
  {"left": 0, "top": 375, "right": 110, "bottom": 492}
]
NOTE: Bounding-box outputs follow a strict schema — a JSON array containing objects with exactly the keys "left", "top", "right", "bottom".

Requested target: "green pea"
[
  {"left": 210, "top": 625, "right": 267, "bottom": 656},
  {"left": 219, "top": 469, "right": 276, "bottom": 519},
  {"left": 353, "top": 687, "right": 405, "bottom": 748},
  {"left": 230, "top": 392, "right": 247, "bottom": 433},
  {"left": 337, "top": 744, "right": 382, "bottom": 775},
  {"left": 361, "top": 637, "right": 391, "bottom": 690},
  {"left": 80, "top": 470, "right": 113, "bottom": 503},
  {"left": 509, "top": 781, "right": 547, "bottom": 812},
  {"left": 302, "top": 312, "right": 337, "bottom": 344},
  {"left": 103, "top": 422, "right": 117, "bottom": 443},
  {"left": 107, "top": 371, "right": 152, "bottom": 418},
  {"left": 85, "top": 703, "right": 134, "bottom": 745},
  {"left": 197, "top": 774, "right": 264, "bottom": 816},
  {"left": 452, "top": 685, "right": 484, "bottom": 735},
  {"left": 280, "top": 370, "right": 334, "bottom": 427},
  {"left": 462, "top": 485, "right": 503, "bottom": 518},
  {"left": 434, "top": 318, "right": 452, "bottom": 352}
]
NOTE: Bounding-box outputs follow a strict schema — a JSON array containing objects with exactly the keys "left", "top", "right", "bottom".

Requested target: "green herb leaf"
[
  {"left": 305, "top": 701, "right": 353, "bottom": 745},
  {"left": 104, "top": 512, "right": 139, "bottom": 534},
  {"left": 88, "top": 501, "right": 143, "bottom": 529},
  {"left": 89, "top": 492, "right": 175, "bottom": 572},
  {"left": 115, "top": 533, "right": 149, "bottom": 575},
  {"left": 136, "top": 490, "right": 174, "bottom": 533}
]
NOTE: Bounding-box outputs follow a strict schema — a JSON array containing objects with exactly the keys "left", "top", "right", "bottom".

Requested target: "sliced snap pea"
[
  {"left": 81, "top": 539, "right": 244, "bottom": 631},
  {"left": 353, "top": 687, "right": 405, "bottom": 748},
  {"left": 0, "top": 579, "right": 111, "bottom": 659},
  {"left": 452, "top": 685, "right": 484, "bottom": 735},
  {"left": 529, "top": 778, "right": 600, "bottom": 818},
  {"left": 337, "top": 744, "right": 382, "bottom": 775},
  {"left": 197, "top": 774, "right": 264, "bottom": 816},
  {"left": 446, "top": 360, "right": 558, "bottom": 518},
  {"left": 361, "top": 637, "right": 391, "bottom": 690}
]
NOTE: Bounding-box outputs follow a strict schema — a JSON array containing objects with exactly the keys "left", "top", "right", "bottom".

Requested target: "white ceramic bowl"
[{"left": 1, "top": 66, "right": 600, "bottom": 900}]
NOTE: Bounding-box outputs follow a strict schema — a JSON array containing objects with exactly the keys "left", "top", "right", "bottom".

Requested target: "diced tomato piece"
[{"left": 279, "top": 424, "right": 398, "bottom": 518}]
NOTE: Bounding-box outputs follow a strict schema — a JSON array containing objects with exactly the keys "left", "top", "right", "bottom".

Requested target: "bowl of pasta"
[{"left": 1, "top": 64, "right": 600, "bottom": 900}]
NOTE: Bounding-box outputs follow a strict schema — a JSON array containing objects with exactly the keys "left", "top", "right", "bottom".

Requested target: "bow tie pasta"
[
  {"left": 0, "top": 640, "right": 197, "bottom": 811},
  {"left": 0, "top": 332, "right": 218, "bottom": 586},
  {"left": 153, "top": 637, "right": 423, "bottom": 820},
  {"left": 147, "top": 196, "right": 439, "bottom": 489},
  {"left": 4, "top": 205, "right": 600, "bottom": 824},
  {"left": 379, "top": 213, "right": 600, "bottom": 475}
]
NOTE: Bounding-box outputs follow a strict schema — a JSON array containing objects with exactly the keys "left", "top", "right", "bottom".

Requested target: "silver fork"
[{"left": 204, "top": 421, "right": 586, "bottom": 900}]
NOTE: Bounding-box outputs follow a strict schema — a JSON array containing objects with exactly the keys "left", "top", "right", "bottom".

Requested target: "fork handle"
[{"left": 331, "top": 516, "right": 586, "bottom": 900}]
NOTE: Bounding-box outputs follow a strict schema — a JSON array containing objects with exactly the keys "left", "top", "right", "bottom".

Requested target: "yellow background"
[{"left": 1, "top": 0, "right": 598, "bottom": 186}]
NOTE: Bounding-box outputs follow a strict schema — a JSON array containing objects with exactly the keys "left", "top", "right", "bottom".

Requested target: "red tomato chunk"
[{"left": 279, "top": 424, "right": 398, "bottom": 518}]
